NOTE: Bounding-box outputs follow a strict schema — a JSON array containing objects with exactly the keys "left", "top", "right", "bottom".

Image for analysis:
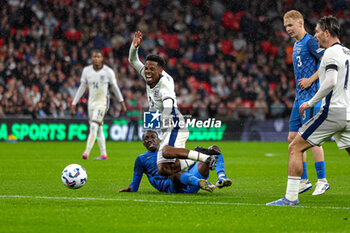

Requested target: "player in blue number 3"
[
  {"left": 283, "top": 10, "right": 329, "bottom": 196},
  {"left": 268, "top": 16, "right": 350, "bottom": 206}
]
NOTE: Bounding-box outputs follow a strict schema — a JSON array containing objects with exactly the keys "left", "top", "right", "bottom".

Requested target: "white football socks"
[
  {"left": 97, "top": 125, "right": 107, "bottom": 156},
  {"left": 180, "top": 159, "right": 195, "bottom": 170},
  {"left": 84, "top": 122, "right": 99, "bottom": 155},
  {"left": 187, "top": 150, "right": 209, "bottom": 162},
  {"left": 286, "top": 176, "right": 301, "bottom": 201}
]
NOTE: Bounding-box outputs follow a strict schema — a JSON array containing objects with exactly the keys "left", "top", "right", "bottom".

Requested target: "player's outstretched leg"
[
  {"left": 193, "top": 146, "right": 220, "bottom": 170},
  {"left": 94, "top": 125, "right": 108, "bottom": 160},
  {"left": 82, "top": 122, "right": 99, "bottom": 160},
  {"left": 178, "top": 171, "right": 215, "bottom": 193},
  {"left": 160, "top": 145, "right": 220, "bottom": 175},
  {"left": 195, "top": 145, "right": 232, "bottom": 188},
  {"left": 211, "top": 145, "right": 232, "bottom": 188}
]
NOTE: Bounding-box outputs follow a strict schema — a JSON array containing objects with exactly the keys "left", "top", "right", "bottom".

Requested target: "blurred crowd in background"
[{"left": 0, "top": 0, "right": 350, "bottom": 120}]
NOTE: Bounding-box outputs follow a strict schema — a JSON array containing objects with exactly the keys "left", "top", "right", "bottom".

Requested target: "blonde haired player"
[
  {"left": 71, "top": 50, "right": 127, "bottom": 160},
  {"left": 283, "top": 10, "right": 329, "bottom": 195}
]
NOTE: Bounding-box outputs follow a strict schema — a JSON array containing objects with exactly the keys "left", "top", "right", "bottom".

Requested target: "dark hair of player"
[
  {"left": 145, "top": 54, "right": 166, "bottom": 68},
  {"left": 91, "top": 49, "right": 103, "bottom": 56},
  {"left": 317, "top": 16, "right": 341, "bottom": 39},
  {"left": 142, "top": 130, "right": 158, "bottom": 140}
]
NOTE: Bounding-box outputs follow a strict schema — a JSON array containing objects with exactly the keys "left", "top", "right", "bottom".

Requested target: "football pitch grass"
[{"left": 1, "top": 141, "right": 350, "bottom": 233}]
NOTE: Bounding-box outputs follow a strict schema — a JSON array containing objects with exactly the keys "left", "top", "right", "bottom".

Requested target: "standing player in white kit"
[
  {"left": 267, "top": 16, "right": 350, "bottom": 206},
  {"left": 128, "top": 31, "right": 232, "bottom": 189},
  {"left": 72, "top": 50, "right": 127, "bottom": 160}
]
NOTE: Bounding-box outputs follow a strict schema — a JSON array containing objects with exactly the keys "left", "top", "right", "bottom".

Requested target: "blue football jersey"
[
  {"left": 292, "top": 33, "right": 324, "bottom": 101},
  {"left": 129, "top": 152, "right": 174, "bottom": 193}
]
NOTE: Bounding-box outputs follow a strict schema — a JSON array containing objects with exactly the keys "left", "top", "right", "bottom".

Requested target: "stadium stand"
[{"left": 0, "top": 0, "right": 349, "bottom": 119}]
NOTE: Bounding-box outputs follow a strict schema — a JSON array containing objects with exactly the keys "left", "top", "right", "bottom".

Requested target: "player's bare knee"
[
  {"left": 288, "top": 143, "right": 293, "bottom": 154},
  {"left": 288, "top": 141, "right": 299, "bottom": 156},
  {"left": 288, "top": 135, "right": 295, "bottom": 144},
  {"left": 162, "top": 145, "right": 175, "bottom": 158}
]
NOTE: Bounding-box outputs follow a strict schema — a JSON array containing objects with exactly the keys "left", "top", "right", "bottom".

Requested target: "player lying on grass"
[{"left": 119, "top": 130, "right": 232, "bottom": 193}]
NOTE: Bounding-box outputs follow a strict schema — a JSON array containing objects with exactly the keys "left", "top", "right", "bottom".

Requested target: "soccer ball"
[{"left": 61, "top": 164, "right": 87, "bottom": 189}]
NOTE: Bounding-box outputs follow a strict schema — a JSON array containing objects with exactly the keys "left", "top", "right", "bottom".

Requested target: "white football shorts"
[
  {"left": 157, "top": 127, "right": 189, "bottom": 164},
  {"left": 298, "top": 109, "right": 350, "bottom": 149},
  {"left": 88, "top": 105, "right": 107, "bottom": 124}
]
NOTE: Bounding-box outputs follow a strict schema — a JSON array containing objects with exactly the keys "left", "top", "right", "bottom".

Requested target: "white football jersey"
[
  {"left": 138, "top": 68, "right": 178, "bottom": 112},
  {"left": 80, "top": 65, "right": 117, "bottom": 108},
  {"left": 318, "top": 43, "right": 350, "bottom": 119},
  {"left": 128, "top": 44, "right": 184, "bottom": 130}
]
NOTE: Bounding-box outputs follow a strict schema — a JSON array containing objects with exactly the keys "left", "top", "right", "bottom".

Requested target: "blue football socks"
[
  {"left": 315, "top": 161, "right": 326, "bottom": 179},
  {"left": 301, "top": 161, "right": 308, "bottom": 179},
  {"left": 215, "top": 154, "right": 226, "bottom": 177},
  {"left": 180, "top": 172, "right": 200, "bottom": 186}
]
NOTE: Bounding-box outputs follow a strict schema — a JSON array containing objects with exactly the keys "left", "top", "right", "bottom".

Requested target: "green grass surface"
[{"left": 1, "top": 141, "right": 350, "bottom": 233}]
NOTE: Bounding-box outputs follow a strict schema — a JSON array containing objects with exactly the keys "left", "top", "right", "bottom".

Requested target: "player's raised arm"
[
  {"left": 128, "top": 31, "right": 145, "bottom": 75},
  {"left": 132, "top": 31, "right": 143, "bottom": 48}
]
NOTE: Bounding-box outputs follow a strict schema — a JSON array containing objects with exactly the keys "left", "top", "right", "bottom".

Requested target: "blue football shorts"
[{"left": 289, "top": 98, "right": 322, "bottom": 132}]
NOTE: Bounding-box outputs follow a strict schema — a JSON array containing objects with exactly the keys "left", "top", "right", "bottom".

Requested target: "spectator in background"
[
  {"left": 0, "top": 105, "right": 5, "bottom": 118},
  {"left": 253, "top": 91, "right": 269, "bottom": 120},
  {"left": 125, "top": 89, "right": 141, "bottom": 141},
  {"left": 270, "top": 96, "right": 285, "bottom": 118},
  {"left": 0, "top": 0, "right": 349, "bottom": 121},
  {"left": 76, "top": 105, "right": 87, "bottom": 119}
]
